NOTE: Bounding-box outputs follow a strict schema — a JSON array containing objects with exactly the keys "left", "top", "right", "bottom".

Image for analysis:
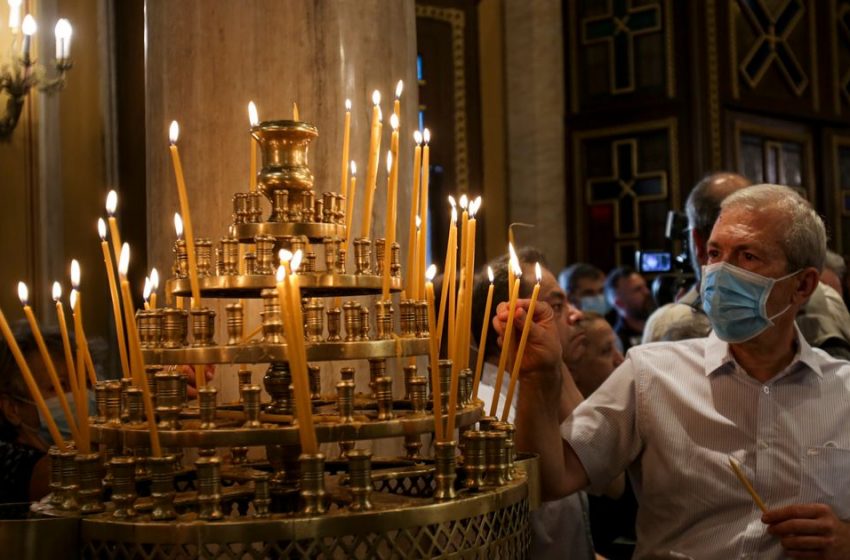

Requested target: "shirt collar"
[{"left": 704, "top": 324, "right": 823, "bottom": 379}]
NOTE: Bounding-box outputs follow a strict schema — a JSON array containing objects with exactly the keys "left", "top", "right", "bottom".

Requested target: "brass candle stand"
[{"left": 26, "top": 118, "right": 537, "bottom": 560}]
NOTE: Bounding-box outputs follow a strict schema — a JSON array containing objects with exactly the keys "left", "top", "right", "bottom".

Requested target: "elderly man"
[{"left": 503, "top": 184, "right": 850, "bottom": 559}]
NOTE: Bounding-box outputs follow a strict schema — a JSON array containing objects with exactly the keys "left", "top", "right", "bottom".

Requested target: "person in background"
[
  {"left": 472, "top": 247, "right": 596, "bottom": 560},
  {"left": 559, "top": 263, "right": 608, "bottom": 315},
  {"left": 821, "top": 250, "right": 845, "bottom": 298},
  {"left": 604, "top": 267, "right": 654, "bottom": 353}
]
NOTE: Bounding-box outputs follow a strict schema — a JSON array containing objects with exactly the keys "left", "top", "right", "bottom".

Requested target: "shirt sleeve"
[{"left": 560, "top": 356, "right": 642, "bottom": 494}]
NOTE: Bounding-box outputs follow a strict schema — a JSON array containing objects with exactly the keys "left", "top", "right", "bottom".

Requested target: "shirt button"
[{"left": 763, "top": 386, "right": 770, "bottom": 395}]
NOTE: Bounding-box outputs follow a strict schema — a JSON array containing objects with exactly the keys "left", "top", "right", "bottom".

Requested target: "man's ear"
[{"left": 792, "top": 268, "right": 820, "bottom": 304}]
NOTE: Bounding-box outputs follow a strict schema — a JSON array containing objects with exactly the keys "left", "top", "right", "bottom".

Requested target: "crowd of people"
[{"left": 3, "top": 174, "right": 850, "bottom": 559}]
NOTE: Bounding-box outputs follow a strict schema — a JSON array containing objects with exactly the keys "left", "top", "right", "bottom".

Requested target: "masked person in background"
[
  {"left": 507, "top": 185, "right": 850, "bottom": 559},
  {"left": 559, "top": 263, "right": 608, "bottom": 315}
]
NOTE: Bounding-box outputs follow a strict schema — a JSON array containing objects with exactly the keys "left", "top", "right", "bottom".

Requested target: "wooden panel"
[
  {"left": 827, "top": 132, "right": 850, "bottom": 253},
  {"left": 572, "top": 118, "right": 679, "bottom": 271},
  {"left": 833, "top": 0, "right": 850, "bottom": 115}
]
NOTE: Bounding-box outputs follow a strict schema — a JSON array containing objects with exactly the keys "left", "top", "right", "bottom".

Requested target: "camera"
[{"left": 636, "top": 250, "right": 673, "bottom": 274}]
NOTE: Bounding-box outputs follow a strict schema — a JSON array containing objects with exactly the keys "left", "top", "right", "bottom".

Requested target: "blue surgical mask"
[
  {"left": 701, "top": 262, "right": 799, "bottom": 343},
  {"left": 580, "top": 294, "right": 609, "bottom": 315},
  {"left": 17, "top": 390, "right": 95, "bottom": 444}
]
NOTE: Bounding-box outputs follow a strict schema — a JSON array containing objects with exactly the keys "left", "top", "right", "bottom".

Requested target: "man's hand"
[
  {"left": 177, "top": 364, "right": 216, "bottom": 398},
  {"left": 493, "top": 299, "right": 562, "bottom": 376},
  {"left": 763, "top": 503, "right": 850, "bottom": 559}
]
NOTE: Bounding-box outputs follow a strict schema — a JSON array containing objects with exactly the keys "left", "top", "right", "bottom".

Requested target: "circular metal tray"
[
  {"left": 141, "top": 337, "right": 429, "bottom": 365},
  {"left": 233, "top": 221, "right": 346, "bottom": 243},
  {"left": 167, "top": 273, "right": 401, "bottom": 298}
]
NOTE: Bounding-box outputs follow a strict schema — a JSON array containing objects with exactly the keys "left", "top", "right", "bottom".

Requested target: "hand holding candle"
[
  {"left": 490, "top": 246, "right": 522, "bottom": 417},
  {"left": 501, "top": 262, "right": 541, "bottom": 421}
]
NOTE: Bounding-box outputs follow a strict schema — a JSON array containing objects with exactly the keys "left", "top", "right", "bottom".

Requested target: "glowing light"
[
  {"left": 372, "top": 90, "right": 381, "bottom": 106},
  {"left": 423, "top": 128, "right": 431, "bottom": 144},
  {"left": 17, "top": 282, "right": 28, "bottom": 306},
  {"left": 487, "top": 266, "right": 494, "bottom": 283},
  {"left": 350, "top": 160, "right": 357, "bottom": 176},
  {"left": 106, "top": 190, "right": 118, "bottom": 216},
  {"left": 248, "top": 101, "right": 258, "bottom": 127},
  {"left": 70, "top": 260, "right": 81, "bottom": 289},
  {"left": 414, "top": 130, "right": 422, "bottom": 144},
  {"left": 395, "top": 80, "right": 404, "bottom": 99},
  {"left": 390, "top": 113, "right": 399, "bottom": 131},
  {"left": 52, "top": 281, "right": 62, "bottom": 301},
  {"left": 97, "top": 218, "right": 107, "bottom": 240},
  {"left": 426, "top": 264, "right": 437, "bottom": 282},
  {"left": 345, "top": 98, "right": 352, "bottom": 111},
  {"left": 174, "top": 213, "right": 184, "bottom": 238},
  {"left": 118, "top": 243, "right": 130, "bottom": 278},
  {"left": 169, "top": 121, "right": 179, "bottom": 144}
]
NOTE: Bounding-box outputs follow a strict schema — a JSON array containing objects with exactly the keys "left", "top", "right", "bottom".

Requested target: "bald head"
[{"left": 686, "top": 172, "right": 752, "bottom": 274}]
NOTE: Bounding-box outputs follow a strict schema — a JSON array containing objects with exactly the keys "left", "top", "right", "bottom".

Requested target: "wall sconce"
[{"left": 1, "top": 1, "right": 73, "bottom": 140}]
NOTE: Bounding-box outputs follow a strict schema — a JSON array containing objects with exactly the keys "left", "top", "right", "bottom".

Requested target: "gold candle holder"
[
  {"left": 161, "top": 308, "right": 187, "bottom": 348},
  {"left": 290, "top": 235, "right": 306, "bottom": 257},
  {"left": 244, "top": 252, "right": 257, "bottom": 275},
  {"left": 237, "top": 367, "right": 253, "bottom": 402},
  {"left": 391, "top": 242, "right": 401, "bottom": 278},
  {"left": 463, "top": 431, "right": 487, "bottom": 490},
  {"left": 148, "top": 454, "right": 177, "bottom": 521},
  {"left": 399, "top": 299, "right": 416, "bottom": 337},
  {"left": 368, "top": 359, "right": 386, "bottom": 397},
  {"left": 353, "top": 238, "right": 372, "bottom": 275},
  {"left": 298, "top": 453, "right": 327, "bottom": 515},
  {"left": 433, "top": 441, "right": 458, "bottom": 501},
  {"left": 263, "top": 362, "right": 292, "bottom": 416},
  {"left": 339, "top": 366, "right": 355, "bottom": 384},
  {"left": 48, "top": 446, "right": 63, "bottom": 506},
  {"left": 110, "top": 456, "right": 137, "bottom": 518},
  {"left": 226, "top": 302, "right": 244, "bottom": 345},
  {"left": 304, "top": 299, "right": 324, "bottom": 342},
  {"left": 104, "top": 380, "right": 122, "bottom": 425},
  {"left": 493, "top": 421, "right": 516, "bottom": 481},
  {"left": 359, "top": 306, "right": 371, "bottom": 340},
  {"left": 478, "top": 415, "right": 497, "bottom": 432},
  {"left": 195, "top": 238, "right": 214, "bottom": 277},
  {"left": 438, "top": 359, "right": 452, "bottom": 414},
  {"left": 335, "top": 243, "right": 347, "bottom": 274},
  {"left": 242, "top": 385, "right": 262, "bottom": 428},
  {"left": 76, "top": 452, "right": 103, "bottom": 514},
  {"left": 346, "top": 449, "right": 373, "bottom": 512},
  {"left": 252, "top": 473, "right": 271, "bottom": 517},
  {"left": 415, "top": 301, "right": 429, "bottom": 337},
  {"left": 484, "top": 431, "right": 507, "bottom": 487},
  {"left": 255, "top": 234, "right": 277, "bottom": 275},
  {"left": 247, "top": 192, "right": 263, "bottom": 223},
  {"left": 195, "top": 456, "right": 224, "bottom": 521},
  {"left": 232, "top": 192, "right": 248, "bottom": 224},
  {"left": 271, "top": 190, "right": 288, "bottom": 223},
  {"left": 123, "top": 387, "right": 144, "bottom": 424},
  {"left": 458, "top": 368, "right": 472, "bottom": 406},
  {"left": 374, "top": 300, "right": 393, "bottom": 340},
  {"left": 198, "top": 386, "right": 217, "bottom": 430},
  {"left": 409, "top": 376, "right": 427, "bottom": 416},
  {"left": 302, "top": 189, "right": 316, "bottom": 222},
  {"left": 308, "top": 364, "right": 322, "bottom": 400},
  {"left": 155, "top": 370, "right": 183, "bottom": 430},
  {"left": 94, "top": 382, "right": 107, "bottom": 424},
  {"left": 404, "top": 434, "right": 423, "bottom": 460},
  {"left": 336, "top": 380, "right": 355, "bottom": 424},
  {"left": 173, "top": 239, "right": 188, "bottom": 279},
  {"left": 403, "top": 364, "right": 418, "bottom": 400},
  {"left": 220, "top": 236, "right": 239, "bottom": 275},
  {"left": 190, "top": 308, "right": 216, "bottom": 346},
  {"left": 334, "top": 193, "right": 345, "bottom": 225},
  {"left": 323, "top": 237, "right": 336, "bottom": 272},
  {"left": 322, "top": 192, "right": 335, "bottom": 223},
  {"left": 375, "top": 376, "right": 394, "bottom": 421},
  {"left": 342, "top": 301, "right": 361, "bottom": 342},
  {"left": 326, "top": 306, "right": 341, "bottom": 342},
  {"left": 375, "top": 239, "right": 386, "bottom": 276}
]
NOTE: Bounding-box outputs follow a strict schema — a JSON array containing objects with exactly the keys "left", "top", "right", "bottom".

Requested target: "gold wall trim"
[
  {"left": 706, "top": 1, "right": 722, "bottom": 169},
  {"left": 730, "top": 0, "right": 740, "bottom": 99},
  {"left": 416, "top": 4, "right": 469, "bottom": 192},
  {"left": 572, "top": 118, "right": 679, "bottom": 261},
  {"left": 810, "top": 0, "right": 820, "bottom": 111},
  {"left": 665, "top": 0, "right": 675, "bottom": 98}
]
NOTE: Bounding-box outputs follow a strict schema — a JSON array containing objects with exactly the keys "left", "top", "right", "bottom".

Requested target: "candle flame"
[
  {"left": 508, "top": 243, "right": 521, "bottom": 277},
  {"left": 372, "top": 90, "right": 381, "bottom": 106},
  {"left": 350, "top": 160, "right": 357, "bottom": 176},
  {"left": 169, "top": 121, "right": 179, "bottom": 144},
  {"left": 97, "top": 218, "right": 107, "bottom": 240},
  {"left": 143, "top": 277, "right": 151, "bottom": 301},
  {"left": 470, "top": 196, "right": 482, "bottom": 216},
  {"left": 279, "top": 248, "right": 292, "bottom": 264},
  {"left": 451, "top": 207, "right": 458, "bottom": 223},
  {"left": 17, "top": 282, "right": 28, "bottom": 306},
  {"left": 70, "top": 289, "right": 78, "bottom": 311},
  {"left": 276, "top": 265, "right": 286, "bottom": 282},
  {"left": 119, "top": 243, "right": 130, "bottom": 278},
  {"left": 459, "top": 194, "right": 468, "bottom": 210},
  {"left": 22, "top": 13, "right": 36, "bottom": 35},
  {"left": 386, "top": 150, "right": 393, "bottom": 174},
  {"left": 291, "top": 250, "right": 303, "bottom": 273},
  {"left": 174, "top": 213, "right": 184, "bottom": 238},
  {"left": 448, "top": 195, "right": 456, "bottom": 209},
  {"left": 70, "top": 259, "right": 81, "bottom": 289},
  {"left": 535, "top": 262, "right": 542, "bottom": 282},
  {"left": 415, "top": 215, "right": 421, "bottom": 229},
  {"left": 414, "top": 130, "right": 422, "bottom": 144},
  {"left": 423, "top": 128, "right": 431, "bottom": 144},
  {"left": 395, "top": 80, "right": 404, "bottom": 99},
  {"left": 52, "top": 281, "right": 62, "bottom": 301},
  {"left": 426, "top": 264, "right": 437, "bottom": 281},
  {"left": 248, "top": 101, "right": 258, "bottom": 127},
  {"left": 390, "top": 112, "right": 399, "bottom": 131},
  {"left": 488, "top": 266, "right": 494, "bottom": 283},
  {"left": 106, "top": 190, "right": 118, "bottom": 216},
  {"left": 150, "top": 268, "right": 159, "bottom": 290},
  {"left": 345, "top": 98, "right": 352, "bottom": 111}
]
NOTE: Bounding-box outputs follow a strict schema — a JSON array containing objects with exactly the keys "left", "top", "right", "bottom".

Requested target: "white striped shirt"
[{"left": 562, "top": 327, "right": 850, "bottom": 559}]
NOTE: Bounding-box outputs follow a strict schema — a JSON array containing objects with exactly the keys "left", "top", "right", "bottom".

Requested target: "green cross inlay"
[{"left": 581, "top": 0, "right": 663, "bottom": 94}]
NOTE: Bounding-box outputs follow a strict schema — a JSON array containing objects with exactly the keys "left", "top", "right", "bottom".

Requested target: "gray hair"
[
  {"left": 825, "top": 250, "right": 846, "bottom": 280},
  {"left": 720, "top": 184, "right": 826, "bottom": 272}
]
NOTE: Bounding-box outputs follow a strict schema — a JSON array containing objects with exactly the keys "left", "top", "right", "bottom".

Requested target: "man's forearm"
[
  {"left": 559, "top": 362, "right": 584, "bottom": 424},
  {"left": 515, "top": 366, "right": 573, "bottom": 501}
]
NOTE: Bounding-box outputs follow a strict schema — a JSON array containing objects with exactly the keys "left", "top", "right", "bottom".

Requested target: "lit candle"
[
  {"left": 501, "top": 263, "right": 542, "bottom": 421},
  {"left": 53, "top": 18, "right": 71, "bottom": 61},
  {"left": 472, "top": 266, "right": 495, "bottom": 398},
  {"left": 118, "top": 243, "right": 162, "bottom": 456},
  {"left": 105, "top": 190, "right": 123, "bottom": 272},
  {"left": 52, "top": 282, "right": 80, "bottom": 415},
  {"left": 292, "top": 102, "right": 300, "bottom": 122},
  {"left": 21, "top": 14, "right": 35, "bottom": 65},
  {"left": 340, "top": 98, "right": 352, "bottom": 199},
  {"left": 418, "top": 129, "right": 431, "bottom": 300},
  {"left": 143, "top": 277, "right": 151, "bottom": 310},
  {"left": 18, "top": 282, "right": 81, "bottom": 445},
  {"left": 450, "top": 195, "right": 468, "bottom": 364},
  {"left": 98, "top": 218, "right": 131, "bottom": 379},
  {"left": 168, "top": 121, "right": 202, "bottom": 311},
  {"left": 344, "top": 161, "right": 357, "bottom": 252},
  {"left": 461, "top": 197, "right": 481, "bottom": 372},
  {"left": 173, "top": 212, "right": 185, "bottom": 310},
  {"left": 361, "top": 90, "right": 383, "bottom": 238},
  {"left": 489, "top": 247, "right": 522, "bottom": 417},
  {"left": 248, "top": 101, "right": 259, "bottom": 192},
  {"left": 0, "top": 305, "right": 66, "bottom": 450},
  {"left": 381, "top": 112, "right": 400, "bottom": 301},
  {"left": 394, "top": 80, "right": 403, "bottom": 121},
  {"left": 405, "top": 130, "right": 423, "bottom": 296},
  {"left": 68, "top": 287, "right": 91, "bottom": 453},
  {"left": 8, "top": 0, "right": 21, "bottom": 31},
  {"left": 436, "top": 205, "right": 457, "bottom": 355},
  {"left": 424, "top": 264, "right": 444, "bottom": 442},
  {"left": 70, "top": 260, "right": 97, "bottom": 387},
  {"left": 381, "top": 150, "right": 395, "bottom": 300},
  {"left": 149, "top": 268, "right": 159, "bottom": 310}
]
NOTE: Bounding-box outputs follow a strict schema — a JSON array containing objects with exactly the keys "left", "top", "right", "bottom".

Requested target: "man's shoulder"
[{"left": 643, "top": 302, "right": 709, "bottom": 344}]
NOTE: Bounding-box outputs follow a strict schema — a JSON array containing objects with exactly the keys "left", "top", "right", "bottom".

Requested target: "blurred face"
[
  {"left": 534, "top": 265, "right": 585, "bottom": 363},
  {"left": 568, "top": 274, "right": 605, "bottom": 306},
  {"left": 821, "top": 267, "right": 842, "bottom": 295},
  {"left": 568, "top": 319, "right": 624, "bottom": 397},
  {"left": 615, "top": 273, "right": 654, "bottom": 320}
]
